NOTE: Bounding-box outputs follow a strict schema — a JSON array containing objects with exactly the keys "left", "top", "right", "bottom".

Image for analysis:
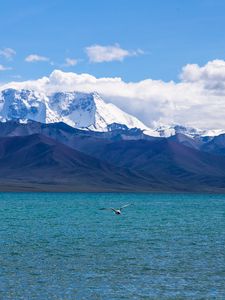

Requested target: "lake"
[{"left": 0, "top": 192, "right": 225, "bottom": 299}]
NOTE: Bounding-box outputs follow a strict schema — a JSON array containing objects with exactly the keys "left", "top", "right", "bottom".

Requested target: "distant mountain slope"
[
  {"left": 0, "top": 134, "right": 161, "bottom": 192},
  {"left": 0, "top": 120, "right": 158, "bottom": 154},
  {"left": 201, "top": 134, "right": 225, "bottom": 155},
  {"left": 74, "top": 138, "right": 225, "bottom": 189},
  {"left": 1, "top": 123, "right": 225, "bottom": 192}
]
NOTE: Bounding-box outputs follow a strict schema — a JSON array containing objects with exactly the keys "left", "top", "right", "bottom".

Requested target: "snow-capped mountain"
[
  {"left": 1, "top": 88, "right": 224, "bottom": 139},
  {"left": 0, "top": 89, "right": 47, "bottom": 123},
  {"left": 155, "top": 124, "right": 225, "bottom": 138},
  {"left": 0, "top": 88, "right": 157, "bottom": 136},
  {"left": 155, "top": 124, "right": 203, "bottom": 138}
]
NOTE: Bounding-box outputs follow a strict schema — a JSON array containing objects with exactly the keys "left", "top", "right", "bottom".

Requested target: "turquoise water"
[{"left": 0, "top": 193, "right": 225, "bottom": 300}]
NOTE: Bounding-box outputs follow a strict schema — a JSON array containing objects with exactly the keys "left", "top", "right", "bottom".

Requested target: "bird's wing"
[
  {"left": 120, "top": 204, "right": 131, "bottom": 210},
  {"left": 99, "top": 207, "right": 116, "bottom": 212}
]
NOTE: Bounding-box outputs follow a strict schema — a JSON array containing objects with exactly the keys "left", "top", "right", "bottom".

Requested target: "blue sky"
[{"left": 1, "top": 0, "right": 225, "bottom": 83}]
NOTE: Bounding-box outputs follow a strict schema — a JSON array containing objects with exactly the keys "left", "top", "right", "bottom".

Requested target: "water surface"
[{"left": 0, "top": 193, "right": 225, "bottom": 299}]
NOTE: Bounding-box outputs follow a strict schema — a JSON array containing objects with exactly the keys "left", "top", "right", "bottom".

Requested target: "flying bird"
[{"left": 100, "top": 204, "right": 132, "bottom": 215}]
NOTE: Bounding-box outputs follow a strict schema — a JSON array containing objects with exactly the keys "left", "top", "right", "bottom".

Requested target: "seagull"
[{"left": 100, "top": 204, "right": 131, "bottom": 215}]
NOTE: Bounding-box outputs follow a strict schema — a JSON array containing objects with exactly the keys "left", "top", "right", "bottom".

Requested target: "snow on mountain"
[
  {"left": 0, "top": 88, "right": 158, "bottom": 135},
  {"left": 155, "top": 124, "right": 225, "bottom": 138},
  {"left": 1, "top": 88, "right": 224, "bottom": 138},
  {"left": 155, "top": 124, "right": 203, "bottom": 138},
  {"left": 202, "top": 129, "right": 225, "bottom": 137},
  {"left": 0, "top": 89, "right": 47, "bottom": 123}
]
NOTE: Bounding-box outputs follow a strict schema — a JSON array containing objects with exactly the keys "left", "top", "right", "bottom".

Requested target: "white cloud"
[
  {"left": 0, "top": 64, "right": 12, "bottom": 71},
  {"left": 2, "top": 59, "right": 225, "bottom": 130},
  {"left": 85, "top": 44, "right": 142, "bottom": 63},
  {"left": 180, "top": 59, "right": 225, "bottom": 93},
  {"left": 0, "top": 48, "right": 16, "bottom": 60},
  {"left": 181, "top": 60, "right": 225, "bottom": 82},
  {"left": 25, "top": 54, "right": 49, "bottom": 63},
  {"left": 64, "top": 58, "right": 78, "bottom": 67}
]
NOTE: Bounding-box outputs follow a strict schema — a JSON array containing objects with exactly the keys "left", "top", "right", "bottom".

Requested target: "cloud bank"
[
  {"left": 1, "top": 59, "right": 225, "bottom": 130},
  {"left": 85, "top": 44, "right": 141, "bottom": 63}
]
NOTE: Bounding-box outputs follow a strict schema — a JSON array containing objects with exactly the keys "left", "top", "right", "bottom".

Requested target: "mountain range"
[{"left": 1, "top": 88, "right": 225, "bottom": 192}]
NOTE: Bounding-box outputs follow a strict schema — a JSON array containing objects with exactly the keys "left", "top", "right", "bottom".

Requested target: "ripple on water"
[{"left": 0, "top": 192, "right": 225, "bottom": 299}]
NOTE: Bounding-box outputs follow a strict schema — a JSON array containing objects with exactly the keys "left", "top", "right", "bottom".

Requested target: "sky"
[{"left": 1, "top": 0, "right": 225, "bottom": 129}]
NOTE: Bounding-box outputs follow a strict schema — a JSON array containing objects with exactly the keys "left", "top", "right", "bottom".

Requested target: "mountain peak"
[
  {"left": 0, "top": 88, "right": 47, "bottom": 123},
  {"left": 155, "top": 124, "right": 201, "bottom": 138},
  {"left": 155, "top": 123, "right": 225, "bottom": 138},
  {"left": 0, "top": 88, "right": 156, "bottom": 134}
]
